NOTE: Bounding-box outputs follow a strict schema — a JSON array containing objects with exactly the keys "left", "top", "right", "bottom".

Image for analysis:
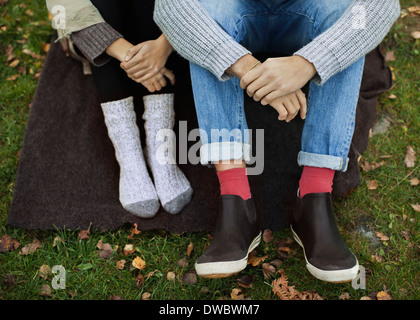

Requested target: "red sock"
[
  {"left": 299, "top": 166, "right": 335, "bottom": 198},
  {"left": 216, "top": 167, "right": 251, "bottom": 200}
]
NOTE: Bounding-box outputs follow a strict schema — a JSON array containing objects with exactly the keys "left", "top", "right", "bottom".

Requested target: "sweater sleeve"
[
  {"left": 154, "top": 0, "right": 250, "bottom": 81},
  {"left": 294, "top": 0, "right": 400, "bottom": 85},
  {"left": 71, "top": 22, "right": 123, "bottom": 66}
]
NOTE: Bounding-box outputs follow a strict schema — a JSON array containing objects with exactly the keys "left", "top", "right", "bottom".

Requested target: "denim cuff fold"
[
  {"left": 297, "top": 151, "right": 349, "bottom": 172},
  {"left": 200, "top": 142, "right": 251, "bottom": 165}
]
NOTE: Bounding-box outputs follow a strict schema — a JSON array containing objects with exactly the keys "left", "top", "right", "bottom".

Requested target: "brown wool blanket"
[{"left": 7, "top": 40, "right": 392, "bottom": 233}]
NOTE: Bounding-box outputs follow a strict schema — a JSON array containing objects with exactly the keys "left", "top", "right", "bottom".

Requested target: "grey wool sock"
[
  {"left": 142, "top": 93, "right": 193, "bottom": 214},
  {"left": 101, "top": 96, "right": 160, "bottom": 218}
]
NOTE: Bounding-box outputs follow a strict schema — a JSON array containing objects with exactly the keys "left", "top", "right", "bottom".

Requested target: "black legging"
[{"left": 89, "top": 0, "right": 182, "bottom": 102}]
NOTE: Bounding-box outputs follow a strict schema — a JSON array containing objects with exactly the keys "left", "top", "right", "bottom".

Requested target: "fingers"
[
  {"left": 296, "top": 90, "right": 307, "bottom": 119},
  {"left": 240, "top": 65, "right": 263, "bottom": 90},
  {"left": 162, "top": 68, "right": 176, "bottom": 86}
]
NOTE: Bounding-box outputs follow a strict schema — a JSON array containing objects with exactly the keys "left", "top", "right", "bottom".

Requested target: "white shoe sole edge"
[
  {"left": 195, "top": 232, "right": 262, "bottom": 278},
  {"left": 290, "top": 225, "right": 359, "bottom": 283}
]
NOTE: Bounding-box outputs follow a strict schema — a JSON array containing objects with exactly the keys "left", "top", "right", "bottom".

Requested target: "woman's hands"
[{"left": 120, "top": 34, "right": 175, "bottom": 90}]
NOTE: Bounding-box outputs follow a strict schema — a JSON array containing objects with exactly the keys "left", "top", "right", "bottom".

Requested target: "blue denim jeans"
[{"left": 189, "top": 0, "right": 365, "bottom": 172}]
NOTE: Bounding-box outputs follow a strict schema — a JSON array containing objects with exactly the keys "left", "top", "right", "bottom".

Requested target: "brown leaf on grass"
[
  {"left": 375, "top": 231, "right": 389, "bottom": 241},
  {"left": 408, "top": 6, "right": 420, "bottom": 13},
  {"left": 237, "top": 274, "right": 255, "bottom": 288},
  {"left": 182, "top": 272, "right": 197, "bottom": 285},
  {"left": 141, "top": 292, "right": 151, "bottom": 300},
  {"left": 42, "top": 42, "right": 51, "bottom": 54},
  {"left": 53, "top": 236, "right": 63, "bottom": 247},
  {"left": 135, "top": 273, "right": 144, "bottom": 288},
  {"left": 262, "top": 229, "right": 274, "bottom": 243},
  {"left": 360, "top": 160, "right": 385, "bottom": 172},
  {"left": 6, "top": 74, "right": 19, "bottom": 81},
  {"left": 166, "top": 271, "right": 176, "bottom": 281},
  {"left": 384, "top": 50, "right": 395, "bottom": 62},
  {"left": 19, "top": 239, "right": 42, "bottom": 255},
  {"left": 410, "top": 31, "right": 420, "bottom": 39},
  {"left": 231, "top": 288, "right": 245, "bottom": 300},
  {"left": 116, "top": 260, "right": 126, "bottom": 270},
  {"left": 262, "top": 263, "right": 276, "bottom": 279},
  {"left": 78, "top": 230, "right": 90, "bottom": 240},
  {"left": 38, "top": 284, "right": 52, "bottom": 297},
  {"left": 410, "top": 203, "right": 420, "bottom": 213},
  {"left": 5, "top": 44, "right": 14, "bottom": 62},
  {"left": 339, "top": 292, "right": 351, "bottom": 300},
  {"left": 22, "top": 48, "right": 44, "bottom": 60},
  {"left": 410, "top": 177, "right": 419, "bottom": 186},
  {"left": 0, "top": 0, "right": 9, "bottom": 6},
  {"left": 0, "top": 234, "right": 19, "bottom": 252},
  {"left": 247, "top": 250, "right": 268, "bottom": 266},
  {"left": 9, "top": 59, "right": 19, "bottom": 67},
  {"left": 404, "top": 145, "right": 416, "bottom": 168},
  {"left": 366, "top": 180, "right": 378, "bottom": 190},
  {"left": 96, "top": 239, "right": 113, "bottom": 259},
  {"left": 401, "top": 231, "right": 410, "bottom": 241},
  {"left": 4, "top": 275, "right": 15, "bottom": 288},
  {"left": 272, "top": 269, "right": 323, "bottom": 300},
  {"left": 371, "top": 253, "right": 384, "bottom": 263},
  {"left": 109, "top": 295, "right": 124, "bottom": 300},
  {"left": 177, "top": 257, "right": 189, "bottom": 268},
  {"left": 127, "top": 223, "right": 141, "bottom": 239},
  {"left": 39, "top": 265, "right": 50, "bottom": 279},
  {"left": 132, "top": 256, "right": 146, "bottom": 270},
  {"left": 376, "top": 291, "right": 392, "bottom": 300},
  {"left": 186, "top": 242, "right": 193, "bottom": 257},
  {"left": 123, "top": 244, "right": 135, "bottom": 256}
]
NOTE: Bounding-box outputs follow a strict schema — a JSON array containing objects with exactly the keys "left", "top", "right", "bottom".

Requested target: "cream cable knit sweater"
[{"left": 154, "top": 0, "right": 400, "bottom": 84}]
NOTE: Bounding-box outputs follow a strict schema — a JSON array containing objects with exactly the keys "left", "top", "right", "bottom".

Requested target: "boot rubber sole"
[
  {"left": 290, "top": 225, "right": 359, "bottom": 283},
  {"left": 195, "top": 232, "right": 262, "bottom": 279}
]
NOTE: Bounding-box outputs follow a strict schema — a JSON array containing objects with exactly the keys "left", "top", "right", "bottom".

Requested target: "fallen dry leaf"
[
  {"left": 116, "top": 260, "right": 126, "bottom": 270},
  {"left": 410, "top": 31, "right": 420, "bottom": 39},
  {"left": 376, "top": 291, "right": 392, "bottom": 300},
  {"left": 231, "top": 288, "right": 245, "bottom": 300},
  {"left": 384, "top": 50, "right": 395, "bottom": 62},
  {"left": 38, "top": 284, "right": 52, "bottom": 297},
  {"left": 410, "top": 203, "right": 420, "bottom": 213},
  {"left": 262, "top": 262, "right": 276, "bottom": 279},
  {"left": 360, "top": 296, "right": 373, "bottom": 300},
  {"left": 6, "top": 74, "right": 19, "bottom": 81},
  {"left": 132, "top": 256, "right": 146, "bottom": 270},
  {"left": 410, "top": 177, "right": 419, "bottom": 186},
  {"left": 0, "top": 234, "right": 19, "bottom": 252},
  {"left": 181, "top": 272, "right": 197, "bottom": 285},
  {"left": 339, "top": 292, "right": 351, "bottom": 300},
  {"left": 52, "top": 236, "right": 63, "bottom": 247},
  {"left": 109, "top": 295, "right": 123, "bottom": 300},
  {"left": 9, "top": 59, "right": 19, "bottom": 67},
  {"left": 96, "top": 239, "right": 113, "bottom": 259},
  {"left": 39, "top": 265, "right": 50, "bottom": 279},
  {"left": 177, "top": 257, "right": 189, "bottom": 268},
  {"left": 247, "top": 251, "right": 268, "bottom": 266},
  {"left": 401, "top": 231, "right": 410, "bottom": 241},
  {"left": 237, "top": 274, "right": 255, "bottom": 288},
  {"left": 22, "top": 48, "right": 44, "bottom": 60},
  {"left": 262, "top": 229, "right": 274, "bottom": 243},
  {"left": 360, "top": 160, "right": 385, "bottom": 172},
  {"left": 272, "top": 270, "right": 322, "bottom": 300},
  {"left": 123, "top": 244, "right": 135, "bottom": 256},
  {"left": 127, "top": 223, "right": 141, "bottom": 239},
  {"left": 404, "top": 145, "right": 416, "bottom": 168},
  {"left": 135, "top": 273, "right": 144, "bottom": 288},
  {"left": 78, "top": 230, "right": 90, "bottom": 240},
  {"left": 5, "top": 44, "right": 14, "bottom": 62},
  {"left": 141, "top": 292, "right": 151, "bottom": 300},
  {"left": 408, "top": 6, "right": 420, "bottom": 13},
  {"left": 19, "top": 239, "right": 42, "bottom": 255},
  {"left": 375, "top": 231, "right": 389, "bottom": 241},
  {"left": 366, "top": 180, "right": 378, "bottom": 190},
  {"left": 166, "top": 271, "right": 176, "bottom": 281},
  {"left": 186, "top": 242, "right": 193, "bottom": 257},
  {"left": 371, "top": 253, "right": 384, "bottom": 263},
  {"left": 42, "top": 42, "right": 50, "bottom": 53}
]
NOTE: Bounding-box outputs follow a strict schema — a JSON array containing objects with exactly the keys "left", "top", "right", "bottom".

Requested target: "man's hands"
[{"left": 239, "top": 55, "right": 316, "bottom": 122}]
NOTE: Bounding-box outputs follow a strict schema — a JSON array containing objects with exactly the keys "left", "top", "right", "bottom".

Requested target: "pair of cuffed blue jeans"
[{"left": 189, "top": 0, "right": 365, "bottom": 172}]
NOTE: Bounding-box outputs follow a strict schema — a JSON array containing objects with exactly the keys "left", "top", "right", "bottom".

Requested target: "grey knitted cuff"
[
  {"left": 294, "top": 41, "right": 342, "bottom": 86},
  {"left": 205, "top": 40, "right": 251, "bottom": 81},
  {"left": 71, "top": 22, "right": 123, "bottom": 67}
]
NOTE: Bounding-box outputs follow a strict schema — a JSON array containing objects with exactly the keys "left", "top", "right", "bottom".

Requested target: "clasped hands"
[
  {"left": 119, "top": 34, "right": 175, "bottom": 92},
  {"left": 240, "top": 55, "right": 317, "bottom": 122}
]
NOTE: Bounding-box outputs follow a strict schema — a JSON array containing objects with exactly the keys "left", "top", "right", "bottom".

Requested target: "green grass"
[{"left": 0, "top": 0, "right": 419, "bottom": 300}]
